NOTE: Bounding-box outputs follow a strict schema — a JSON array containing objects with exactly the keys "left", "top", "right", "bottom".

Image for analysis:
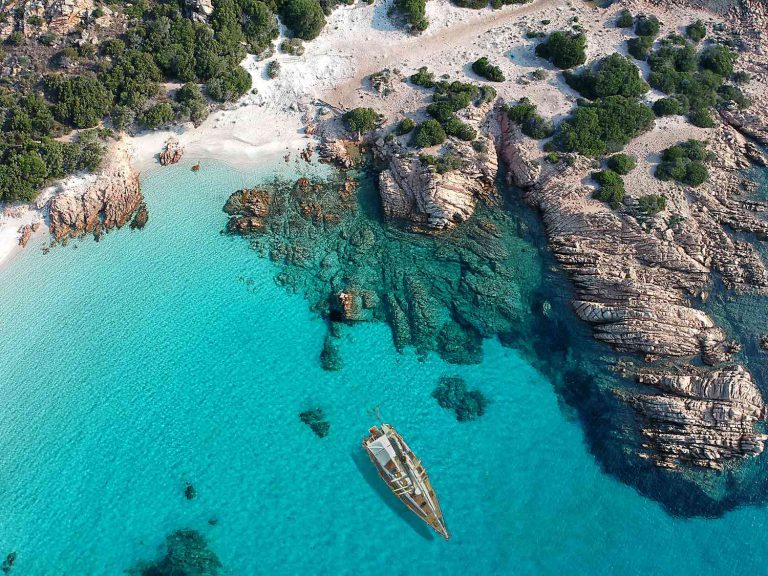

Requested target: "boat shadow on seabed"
[{"left": 350, "top": 450, "right": 436, "bottom": 542}]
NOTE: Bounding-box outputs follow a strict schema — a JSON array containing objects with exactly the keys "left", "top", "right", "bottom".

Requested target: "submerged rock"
[
  {"left": 320, "top": 335, "right": 343, "bottom": 371},
  {"left": 184, "top": 483, "right": 196, "bottom": 500},
  {"left": 432, "top": 376, "right": 489, "bottom": 422},
  {"left": 130, "top": 203, "right": 149, "bottom": 230},
  {"left": 299, "top": 408, "right": 330, "bottom": 438},
  {"left": 129, "top": 530, "right": 221, "bottom": 576},
  {"left": 2, "top": 552, "right": 16, "bottom": 574}
]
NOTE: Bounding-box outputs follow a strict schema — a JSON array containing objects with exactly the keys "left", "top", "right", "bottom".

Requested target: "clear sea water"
[{"left": 1, "top": 160, "right": 767, "bottom": 575}]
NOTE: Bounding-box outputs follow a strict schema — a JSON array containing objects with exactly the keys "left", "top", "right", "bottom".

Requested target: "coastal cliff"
[{"left": 48, "top": 142, "right": 145, "bottom": 242}]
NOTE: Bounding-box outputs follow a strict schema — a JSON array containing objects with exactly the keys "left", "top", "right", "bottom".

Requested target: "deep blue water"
[{"left": 1, "top": 160, "right": 768, "bottom": 575}]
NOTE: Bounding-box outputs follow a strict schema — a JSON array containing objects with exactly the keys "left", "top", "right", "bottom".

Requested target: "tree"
[
  {"left": 686, "top": 20, "right": 706, "bottom": 42},
  {"left": 607, "top": 153, "right": 636, "bottom": 175},
  {"left": 238, "top": 0, "right": 279, "bottom": 53},
  {"left": 700, "top": 45, "right": 736, "bottom": 77},
  {"left": 44, "top": 75, "right": 112, "bottom": 129},
  {"left": 175, "top": 83, "right": 208, "bottom": 125},
  {"left": 281, "top": 0, "right": 326, "bottom": 40},
  {"left": 140, "top": 102, "right": 174, "bottom": 129},
  {"left": 413, "top": 119, "right": 446, "bottom": 147},
  {"left": 634, "top": 14, "right": 660, "bottom": 37},
  {"left": 627, "top": 34, "right": 654, "bottom": 60},
  {"left": 591, "top": 170, "right": 625, "bottom": 208},
  {"left": 343, "top": 107, "right": 378, "bottom": 134},
  {"left": 394, "top": 0, "right": 428, "bottom": 31},
  {"left": 616, "top": 9, "right": 633, "bottom": 28},
  {"left": 564, "top": 54, "right": 649, "bottom": 99},
  {"left": 653, "top": 96, "right": 685, "bottom": 116},
  {"left": 535, "top": 31, "right": 587, "bottom": 69},
  {"left": 206, "top": 65, "right": 251, "bottom": 102}
]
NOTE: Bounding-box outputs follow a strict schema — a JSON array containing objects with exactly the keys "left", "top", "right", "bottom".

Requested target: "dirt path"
[{"left": 325, "top": 0, "right": 562, "bottom": 107}]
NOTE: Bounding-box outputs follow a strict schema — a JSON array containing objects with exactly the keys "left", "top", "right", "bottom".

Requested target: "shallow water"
[{"left": 1, "top": 160, "right": 768, "bottom": 575}]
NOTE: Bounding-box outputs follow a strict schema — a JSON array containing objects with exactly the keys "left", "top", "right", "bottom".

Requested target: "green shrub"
[
  {"left": 267, "top": 60, "right": 280, "bottom": 79},
  {"left": 174, "top": 83, "right": 208, "bottom": 125},
  {"left": 280, "top": 38, "right": 304, "bottom": 56},
  {"left": 616, "top": 9, "right": 634, "bottom": 28},
  {"left": 556, "top": 96, "right": 655, "bottom": 157},
  {"left": 140, "top": 102, "right": 174, "bottom": 129},
  {"left": 592, "top": 170, "right": 625, "bottom": 208},
  {"left": 432, "top": 80, "right": 478, "bottom": 111},
  {"left": 564, "top": 54, "right": 649, "bottom": 99},
  {"left": 653, "top": 96, "right": 685, "bottom": 116},
  {"left": 506, "top": 97, "right": 553, "bottom": 139},
  {"left": 472, "top": 56, "right": 505, "bottom": 82},
  {"left": 394, "top": 0, "right": 428, "bottom": 31},
  {"left": 410, "top": 66, "right": 435, "bottom": 87},
  {"left": 732, "top": 70, "right": 750, "bottom": 84},
  {"left": 4, "top": 31, "right": 25, "bottom": 46},
  {"left": 281, "top": 0, "right": 326, "bottom": 40},
  {"left": 206, "top": 65, "right": 251, "bottom": 102},
  {"left": 110, "top": 105, "right": 135, "bottom": 131},
  {"left": 655, "top": 140, "right": 709, "bottom": 186},
  {"left": 688, "top": 106, "right": 714, "bottom": 127},
  {"left": 607, "top": 153, "right": 636, "bottom": 174},
  {"left": 637, "top": 194, "right": 667, "bottom": 215},
  {"left": 700, "top": 44, "right": 736, "bottom": 77},
  {"left": 241, "top": 0, "right": 279, "bottom": 53},
  {"left": 44, "top": 75, "right": 113, "bottom": 129},
  {"left": 627, "top": 35, "right": 654, "bottom": 60},
  {"left": 413, "top": 119, "right": 446, "bottom": 147},
  {"left": 344, "top": 107, "right": 378, "bottom": 134},
  {"left": 686, "top": 20, "right": 706, "bottom": 42},
  {"left": 39, "top": 31, "right": 58, "bottom": 46},
  {"left": 634, "top": 14, "right": 660, "bottom": 37},
  {"left": 475, "top": 85, "right": 497, "bottom": 105},
  {"left": 396, "top": 117, "right": 415, "bottom": 135},
  {"left": 535, "top": 31, "right": 587, "bottom": 69}
]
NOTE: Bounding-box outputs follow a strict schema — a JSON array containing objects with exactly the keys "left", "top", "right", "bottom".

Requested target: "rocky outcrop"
[
  {"left": 375, "top": 137, "right": 498, "bottom": 231},
  {"left": 497, "top": 106, "right": 540, "bottom": 188},
  {"left": 48, "top": 142, "right": 144, "bottom": 242},
  {"left": 317, "top": 138, "right": 358, "bottom": 169},
  {"left": 0, "top": 0, "right": 95, "bottom": 37},
  {"left": 497, "top": 108, "right": 768, "bottom": 470},
  {"left": 183, "top": 0, "right": 213, "bottom": 22},
  {"left": 159, "top": 139, "right": 184, "bottom": 166},
  {"left": 223, "top": 187, "right": 271, "bottom": 234},
  {"left": 625, "top": 365, "right": 767, "bottom": 469}
]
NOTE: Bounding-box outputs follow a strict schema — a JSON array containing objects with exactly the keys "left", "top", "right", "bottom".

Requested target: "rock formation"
[
  {"left": 159, "top": 139, "right": 184, "bottom": 166},
  {"left": 222, "top": 187, "right": 271, "bottom": 234},
  {"left": 374, "top": 137, "right": 498, "bottom": 231},
  {"left": 183, "top": 0, "right": 213, "bottom": 22},
  {"left": 48, "top": 142, "right": 144, "bottom": 242},
  {"left": 496, "top": 106, "right": 768, "bottom": 470},
  {"left": 0, "top": 0, "right": 95, "bottom": 37}
]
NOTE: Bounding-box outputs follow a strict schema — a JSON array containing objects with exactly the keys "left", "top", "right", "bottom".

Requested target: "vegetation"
[
  {"left": 654, "top": 140, "right": 709, "bottom": 186},
  {"left": 634, "top": 14, "right": 660, "bottom": 38},
  {"left": 653, "top": 96, "right": 685, "bottom": 116},
  {"left": 281, "top": 0, "right": 326, "bottom": 40},
  {"left": 410, "top": 66, "right": 435, "bottom": 88},
  {"left": 280, "top": 38, "right": 305, "bottom": 56},
  {"left": 506, "top": 97, "right": 554, "bottom": 139},
  {"left": 535, "top": 31, "right": 587, "bottom": 69},
  {"left": 638, "top": 194, "right": 667, "bottom": 215},
  {"left": 607, "top": 153, "right": 636, "bottom": 175},
  {"left": 396, "top": 117, "right": 415, "bottom": 135},
  {"left": 592, "top": 170, "right": 625, "bottom": 208},
  {"left": 476, "top": 85, "right": 497, "bottom": 105},
  {"left": 556, "top": 96, "right": 655, "bottom": 157},
  {"left": 267, "top": 60, "right": 281, "bottom": 79},
  {"left": 616, "top": 9, "right": 633, "bottom": 28},
  {"left": 627, "top": 34, "right": 654, "bottom": 60},
  {"left": 344, "top": 107, "right": 378, "bottom": 135},
  {"left": 44, "top": 74, "right": 112, "bottom": 129},
  {"left": 175, "top": 83, "right": 208, "bottom": 126},
  {"left": 394, "top": 0, "right": 428, "bottom": 32},
  {"left": 472, "top": 56, "right": 505, "bottom": 82},
  {"left": 686, "top": 20, "right": 706, "bottom": 42},
  {"left": 563, "top": 54, "right": 649, "bottom": 100},
  {"left": 413, "top": 119, "right": 447, "bottom": 147}
]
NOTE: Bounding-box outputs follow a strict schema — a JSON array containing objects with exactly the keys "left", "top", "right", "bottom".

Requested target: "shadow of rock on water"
[{"left": 350, "top": 450, "right": 435, "bottom": 542}]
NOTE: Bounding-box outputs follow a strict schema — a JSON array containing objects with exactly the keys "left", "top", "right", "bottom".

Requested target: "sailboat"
[{"left": 362, "top": 422, "right": 449, "bottom": 540}]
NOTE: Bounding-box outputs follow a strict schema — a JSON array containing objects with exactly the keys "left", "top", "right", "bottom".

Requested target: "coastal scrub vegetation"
[
  {"left": 607, "top": 153, "right": 636, "bottom": 175},
  {"left": 616, "top": 9, "right": 634, "bottom": 28},
  {"left": 627, "top": 14, "right": 661, "bottom": 60},
  {"left": 393, "top": 0, "right": 428, "bottom": 32},
  {"left": 451, "top": 0, "right": 531, "bottom": 8},
  {"left": 591, "top": 169, "right": 626, "bottom": 208},
  {"left": 280, "top": 0, "right": 327, "bottom": 40},
  {"left": 413, "top": 119, "right": 447, "bottom": 147},
  {"left": 406, "top": 72, "right": 480, "bottom": 144},
  {"left": 638, "top": 194, "right": 667, "bottom": 215},
  {"left": 344, "top": 107, "right": 379, "bottom": 135},
  {"left": 563, "top": 54, "right": 649, "bottom": 100},
  {"left": 506, "top": 97, "right": 554, "bottom": 140},
  {"left": 654, "top": 139, "right": 710, "bottom": 186},
  {"left": 472, "top": 57, "right": 505, "bottom": 82},
  {"left": 686, "top": 20, "right": 706, "bottom": 42},
  {"left": 555, "top": 96, "right": 655, "bottom": 157},
  {"left": 535, "top": 31, "right": 587, "bottom": 69}
]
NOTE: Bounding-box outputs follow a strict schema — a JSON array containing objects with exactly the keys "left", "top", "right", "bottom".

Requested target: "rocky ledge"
[
  {"left": 497, "top": 107, "right": 768, "bottom": 470},
  {"left": 373, "top": 137, "right": 498, "bottom": 232},
  {"left": 48, "top": 142, "right": 146, "bottom": 242}
]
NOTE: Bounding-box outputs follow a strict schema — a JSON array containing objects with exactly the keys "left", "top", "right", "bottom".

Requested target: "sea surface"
[{"left": 1, "top": 160, "right": 767, "bottom": 575}]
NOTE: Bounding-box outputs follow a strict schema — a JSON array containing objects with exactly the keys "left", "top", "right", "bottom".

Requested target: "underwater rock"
[
  {"left": 130, "top": 529, "right": 221, "bottom": 576},
  {"left": 320, "top": 335, "right": 343, "bottom": 371},
  {"left": 184, "top": 483, "right": 196, "bottom": 500},
  {"left": 375, "top": 138, "right": 498, "bottom": 232},
  {"left": 299, "top": 408, "right": 330, "bottom": 438},
  {"left": 48, "top": 141, "right": 143, "bottom": 243},
  {"left": 760, "top": 335, "right": 768, "bottom": 352},
  {"left": 223, "top": 187, "right": 271, "bottom": 235},
  {"left": 130, "top": 203, "right": 149, "bottom": 230},
  {"left": 2, "top": 552, "right": 16, "bottom": 574},
  {"left": 432, "top": 376, "right": 489, "bottom": 422}
]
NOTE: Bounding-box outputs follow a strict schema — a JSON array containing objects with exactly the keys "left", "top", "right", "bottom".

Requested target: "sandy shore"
[{"left": 0, "top": 0, "right": 725, "bottom": 270}]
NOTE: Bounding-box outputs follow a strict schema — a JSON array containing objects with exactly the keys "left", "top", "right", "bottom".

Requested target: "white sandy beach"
[{"left": 0, "top": 0, "right": 725, "bottom": 269}]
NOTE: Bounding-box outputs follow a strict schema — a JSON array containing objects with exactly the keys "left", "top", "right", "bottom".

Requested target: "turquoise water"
[{"left": 1, "top": 161, "right": 768, "bottom": 575}]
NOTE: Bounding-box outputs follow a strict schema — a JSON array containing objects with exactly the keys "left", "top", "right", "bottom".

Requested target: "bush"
[
  {"left": 413, "top": 119, "right": 446, "bottom": 147},
  {"left": 433, "top": 80, "right": 478, "bottom": 110},
  {"left": 655, "top": 140, "right": 709, "bottom": 186},
  {"left": 472, "top": 56, "right": 505, "bottom": 82},
  {"left": 634, "top": 14, "right": 660, "bottom": 37},
  {"left": 732, "top": 70, "right": 750, "bottom": 84},
  {"left": 140, "top": 102, "right": 174, "bottom": 129},
  {"left": 592, "top": 169, "right": 625, "bottom": 208},
  {"left": 564, "top": 54, "right": 649, "bottom": 99},
  {"left": 280, "top": 38, "right": 304, "bottom": 56},
  {"left": 394, "top": 0, "right": 428, "bottom": 31},
  {"left": 556, "top": 96, "right": 655, "bottom": 156},
  {"left": 281, "top": 0, "right": 326, "bottom": 40},
  {"left": 700, "top": 44, "right": 736, "bottom": 77},
  {"left": 475, "top": 85, "right": 497, "bottom": 105},
  {"left": 627, "top": 35, "right": 654, "bottom": 60},
  {"left": 343, "top": 107, "right": 378, "bottom": 134},
  {"left": 653, "top": 96, "right": 685, "bottom": 116},
  {"left": 686, "top": 20, "right": 706, "bottom": 42},
  {"left": 505, "top": 97, "right": 554, "bottom": 139},
  {"left": 616, "top": 9, "right": 633, "bottom": 28},
  {"left": 607, "top": 153, "right": 636, "bottom": 174},
  {"left": 535, "top": 31, "right": 587, "bottom": 69},
  {"left": 396, "top": 117, "right": 415, "bottom": 135},
  {"left": 110, "top": 105, "right": 135, "bottom": 131},
  {"left": 44, "top": 75, "right": 113, "bottom": 129},
  {"left": 240, "top": 0, "right": 279, "bottom": 53},
  {"left": 4, "top": 31, "right": 24, "bottom": 46},
  {"left": 637, "top": 194, "right": 667, "bottom": 215},
  {"left": 410, "top": 66, "right": 435, "bottom": 87},
  {"left": 266, "top": 60, "right": 280, "bottom": 79},
  {"left": 175, "top": 83, "right": 208, "bottom": 125},
  {"left": 206, "top": 65, "right": 251, "bottom": 102},
  {"left": 688, "top": 106, "right": 714, "bottom": 127}
]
